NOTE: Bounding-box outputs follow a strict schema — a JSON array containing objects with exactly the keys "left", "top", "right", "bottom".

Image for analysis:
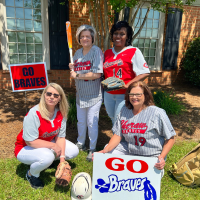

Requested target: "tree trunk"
[
  {"left": 104, "top": 0, "right": 109, "bottom": 51},
  {"left": 94, "top": 0, "right": 99, "bottom": 46},
  {"left": 97, "top": 0, "right": 104, "bottom": 49},
  {"left": 87, "top": 0, "right": 95, "bottom": 28}
]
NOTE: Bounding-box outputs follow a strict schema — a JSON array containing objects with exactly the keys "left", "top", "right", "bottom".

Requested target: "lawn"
[{"left": 0, "top": 141, "right": 199, "bottom": 200}]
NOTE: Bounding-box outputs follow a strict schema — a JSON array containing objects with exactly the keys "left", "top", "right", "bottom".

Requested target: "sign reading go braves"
[
  {"left": 9, "top": 62, "right": 48, "bottom": 92},
  {"left": 92, "top": 153, "right": 161, "bottom": 200}
]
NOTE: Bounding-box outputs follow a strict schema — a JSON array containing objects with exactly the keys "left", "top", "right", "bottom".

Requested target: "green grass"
[{"left": 1, "top": 141, "right": 200, "bottom": 199}]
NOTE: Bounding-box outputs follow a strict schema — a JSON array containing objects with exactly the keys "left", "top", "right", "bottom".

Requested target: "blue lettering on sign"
[{"left": 95, "top": 175, "right": 157, "bottom": 200}]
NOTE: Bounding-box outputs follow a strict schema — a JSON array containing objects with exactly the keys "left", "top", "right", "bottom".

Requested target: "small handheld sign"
[
  {"left": 92, "top": 153, "right": 161, "bottom": 200},
  {"left": 9, "top": 62, "right": 48, "bottom": 92}
]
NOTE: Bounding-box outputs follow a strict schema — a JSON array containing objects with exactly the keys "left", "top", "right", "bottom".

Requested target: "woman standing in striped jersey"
[
  {"left": 69, "top": 25, "right": 103, "bottom": 162},
  {"left": 103, "top": 21, "right": 150, "bottom": 124},
  {"left": 99, "top": 81, "right": 175, "bottom": 174}
]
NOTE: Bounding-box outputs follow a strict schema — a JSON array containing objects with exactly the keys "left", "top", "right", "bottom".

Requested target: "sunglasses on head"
[{"left": 46, "top": 92, "right": 60, "bottom": 98}]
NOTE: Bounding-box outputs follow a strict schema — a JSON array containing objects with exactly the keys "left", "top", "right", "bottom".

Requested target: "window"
[
  {"left": 132, "top": 7, "right": 165, "bottom": 71},
  {"left": 5, "top": 0, "right": 43, "bottom": 64}
]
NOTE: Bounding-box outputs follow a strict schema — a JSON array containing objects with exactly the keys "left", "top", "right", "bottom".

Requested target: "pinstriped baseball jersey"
[
  {"left": 112, "top": 105, "right": 176, "bottom": 157},
  {"left": 73, "top": 45, "right": 103, "bottom": 108},
  {"left": 103, "top": 46, "right": 150, "bottom": 95},
  {"left": 14, "top": 105, "right": 67, "bottom": 157}
]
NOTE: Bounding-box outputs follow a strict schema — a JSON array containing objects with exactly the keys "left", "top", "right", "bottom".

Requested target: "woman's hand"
[
  {"left": 92, "top": 149, "right": 108, "bottom": 161},
  {"left": 69, "top": 63, "right": 74, "bottom": 71},
  {"left": 70, "top": 71, "right": 77, "bottom": 79},
  {"left": 154, "top": 155, "right": 165, "bottom": 170},
  {"left": 52, "top": 143, "right": 62, "bottom": 158}
]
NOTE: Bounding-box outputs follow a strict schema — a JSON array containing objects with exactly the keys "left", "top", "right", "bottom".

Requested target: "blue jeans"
[{"left": 104, "top": 91, "right": 125, "bottom": 125}]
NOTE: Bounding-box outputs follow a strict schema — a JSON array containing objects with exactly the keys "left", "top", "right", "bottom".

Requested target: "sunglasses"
[
  {"left": 129, "top": 93, "right": 143, "bottom": 97},
  {"left": 46, "top": 92, "right": 60, "bottom": 98}
]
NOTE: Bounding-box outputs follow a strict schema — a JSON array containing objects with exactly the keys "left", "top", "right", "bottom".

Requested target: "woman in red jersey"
[
  {"left": 14, "top": 83, "right": 79, "bottom": 189},
  {"left": 103, "top": 21, "right": 150, "bottom": 124}
]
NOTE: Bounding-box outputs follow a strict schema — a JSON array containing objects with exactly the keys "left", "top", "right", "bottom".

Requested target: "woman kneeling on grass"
[
  {"left": 14, "top": 83, "right": 79, "bottom": 189},
  {"left": 98, "top": 81, "right": 175, "bottom": 175}
]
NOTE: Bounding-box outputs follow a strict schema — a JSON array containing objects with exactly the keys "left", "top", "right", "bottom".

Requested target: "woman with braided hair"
[{"left": 14, "top": 83, "right": 79, "bottom": 189}]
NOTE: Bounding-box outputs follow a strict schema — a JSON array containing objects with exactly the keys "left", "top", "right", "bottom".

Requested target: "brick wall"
[{"left": 1, "top": 4, "right": 200, "bottom": 90}]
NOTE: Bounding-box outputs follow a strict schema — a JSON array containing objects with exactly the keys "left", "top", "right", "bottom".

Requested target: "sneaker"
[
  {"left": 76, "top": 142, "right": 86, "bottom": 151},
  {"left": 86, "top": 149, "right": 96, "bottom": 162},
  {"left": 26, "top": 170, "right": 44, "bottom": 189}
]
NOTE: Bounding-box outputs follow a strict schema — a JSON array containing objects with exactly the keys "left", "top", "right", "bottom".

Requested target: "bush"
[
  {"left": 153, "top": 90, "right": 185, "bottom": 115},
  {"left": 67, "top": 95, "right": 77, "bottom": 125},
  {"left": 182, "top": 37, "right": 200, "bottom": 86}
]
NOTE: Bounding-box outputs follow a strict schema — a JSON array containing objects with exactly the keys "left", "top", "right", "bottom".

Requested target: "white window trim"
[
  {"left": 132, "top": 3, "right": 165, "bottom": 71},
  {"left": 0, "top": 0, "right": 50, "bottom": 70}
]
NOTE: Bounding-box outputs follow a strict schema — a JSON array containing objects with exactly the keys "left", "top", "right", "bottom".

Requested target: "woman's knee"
[
  {"left": 65, "top": 143, "right": 79, "bottom": 159},
  {"left": 38, "top": 148, "right": 55, "bottom": 165}
]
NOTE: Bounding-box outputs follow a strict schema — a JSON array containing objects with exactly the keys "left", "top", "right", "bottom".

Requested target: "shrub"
[
  {"left": 182, "top": 37, "right": 200, "bottom": 87},
  {"left": 153, "top": 90, "right": 186, "bottom": 115},
  {"left": 67, "top": 95, "right": 77, "bottom": 125}
]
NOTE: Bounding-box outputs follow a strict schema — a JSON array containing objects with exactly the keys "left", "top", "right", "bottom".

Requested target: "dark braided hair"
[{"left": 110, "top": 21, "right": 133, "bottom": 46}]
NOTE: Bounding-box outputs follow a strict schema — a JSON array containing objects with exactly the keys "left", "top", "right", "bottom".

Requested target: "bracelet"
[{"left": 60, "top": 155, "right": 66, "bottom": 158}]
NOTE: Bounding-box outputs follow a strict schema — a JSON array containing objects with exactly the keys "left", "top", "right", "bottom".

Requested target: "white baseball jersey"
[
  {"left": 73, "top": 45, "right": 104, "bottom": 108},
  {"left": 112, "top": 105, "right": 176, "bottom": 157}
]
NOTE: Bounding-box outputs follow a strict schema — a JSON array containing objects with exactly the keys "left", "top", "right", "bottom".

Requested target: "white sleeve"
[
  {"left": 112, "top": 113, "right": 122, "bottom": 137},
  {"left": 131, "top": 48, "right": 150, "bottom": 76},
  {"left": 22, "top": 106, "right": 40, "bottom": 141},
  {"left": 58, "top": 118, "right": 67, "bottom": 137},
  {"left": 91, "top": 46, "right": 104, "bottom": 73}
]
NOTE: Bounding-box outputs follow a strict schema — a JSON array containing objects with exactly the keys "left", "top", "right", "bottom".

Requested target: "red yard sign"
[{"left": 9, "top": 62, "right": 49, "bottom": 92}]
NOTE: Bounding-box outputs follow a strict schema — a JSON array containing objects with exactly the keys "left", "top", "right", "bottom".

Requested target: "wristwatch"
[{"left": 76, "top": 73, "right": 79, "bottom": 79}]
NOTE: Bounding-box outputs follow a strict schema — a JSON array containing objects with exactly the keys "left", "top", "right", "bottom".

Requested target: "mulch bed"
[{"left": 0, "top": 83, "right": 200, "bottom": 159}]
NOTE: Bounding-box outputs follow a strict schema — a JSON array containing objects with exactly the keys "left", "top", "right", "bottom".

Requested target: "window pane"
[
  {"left": 33, "top": 9, "right": 41, "bottom": 20},
  {"left": 27, "top": 44, "right": 34, "bottom": 53},
  {"left": 25, "top": 20, "right": 33, "bottom": 31},
  {"left": 9, "top": 43, "right": 17, "bottom": 53},
  {"left": 16, "top": 19, "right": 24, "bottom": 30},
  {"left": 8, "top": 32, "right": 17, "bottom": 42},
  {"left": 134, "top": 19, "right": 140, "bottom": 28},
  {"left": 6, "top": 7, "right": 15, "bottom": 18},
  {"left": 151, "top": 40, "right": 157, "bottom": 48},
  {"left": 7, "top": 19, "right": 16, "bottom": 29},
  {"left": 19, "top": 54, "right": 26, "bottom": 63},
  {"left": 139, "top": 48, "right": 144, "bottom": 54},
  {"left": 16, "top": 8, "right": 24, "bottom": 19},
  {"left": 154, "top": 11, "right": 160, "bottom": 19},
  {"left": 25, "top": 8, "right": 32, "bottom": 19},
  {"left": 17, "top": 32, "right": 25, "bottom": 42},
  {"left": 145, "top": 39, "right": 150, "bottom": 48},
  {"left": 141, "top": 8, "right": 147, "bottom": 18},
  {"left": 10, "top": 54, "right": 18, "bottom": 64},
  {"left": 144, "top": 48, "right": 149, "bottom": 56},
  {"left": 152, "top": 29, "right": 158, "bottom": 38},
  {"left": 149, "top": 57, "right": 155, "bottom": 65},
  {"left": 15, "top": 0, "right": 23, "bottom": 7},
  {"left": 153, "top": 20, "right": 159, "bottom": 28},
  {"left": 147, "top": 19, "right": 152, "bottom": 28},
  {"left": 33, "top": 0, "right": 41, "bottom": 9},
  {"left": 35, "top": 44, "right": 42, "bottom": 53},
  {"left": 6, "top": 0, "right": 14, "bottom": 6},
  {"left": 24, "top": 0, "right": 32, "bottom": 8},
  {"left": 35, "top": 54, "right": 42, "bottom": 62},
  {"left": 27, "top": 54, "right": 34, "bottom": 63},
  {"left": 148, "top": 10, "right": 153, "bottom": 18},
  {"left": 150, "top": 49, "right": 155, "bottom": 57},
  {"left": 138, "top": 39, "right": 144, "bottom": 47},
  {"left": 140, "top": 29, "right": 146, "bottom": 37},
  {"left": 145, "top": 57, "right": 149, "bottom": 63},
  {"left": 34, "top": 33, "right": 42, "bottom": 43},
  {"left": 34, "top": 20, "right": 42, "bottom": 31},
  {"left": 18, "top": 44, "right": 26, "bottom": 53},
  {"left": 146, "top": 29, "right": 151, "bottom": 37},
  {"left": 26, "top": 33, "right": 34, "bottom": 43},
  {"left": 132, "top": 39, "right": 138, "bottom": 47}
]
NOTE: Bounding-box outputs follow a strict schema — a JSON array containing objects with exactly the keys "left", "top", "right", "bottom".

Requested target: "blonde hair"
[{"left": 39, "top": 83, "right": 69, "bottom": 121}]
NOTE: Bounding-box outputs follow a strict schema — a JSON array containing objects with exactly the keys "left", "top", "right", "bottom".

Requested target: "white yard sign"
[{"left": 92, "top": 153, "right": 161, "bottom": 200}]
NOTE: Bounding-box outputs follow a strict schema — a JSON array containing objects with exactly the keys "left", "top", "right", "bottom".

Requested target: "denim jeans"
[{"left": 104, "top": 91, "right": 125, "bottom": 125}]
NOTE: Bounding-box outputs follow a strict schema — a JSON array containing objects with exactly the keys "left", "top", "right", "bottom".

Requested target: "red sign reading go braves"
[{"left": 9, "top": 62, "right": 49, "bottom": 92}]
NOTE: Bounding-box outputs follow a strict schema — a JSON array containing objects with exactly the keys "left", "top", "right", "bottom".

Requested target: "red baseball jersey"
[
  {"left": 103, "top": 46, "right": 150, "bottom": 94},
  {"left": 14, "top": 106, "right": 64, "bottom": 157}
]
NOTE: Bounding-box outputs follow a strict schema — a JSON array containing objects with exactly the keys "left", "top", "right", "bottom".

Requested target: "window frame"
[{"left": 0, "top": 0, "right": 50, "bottom": 70}]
